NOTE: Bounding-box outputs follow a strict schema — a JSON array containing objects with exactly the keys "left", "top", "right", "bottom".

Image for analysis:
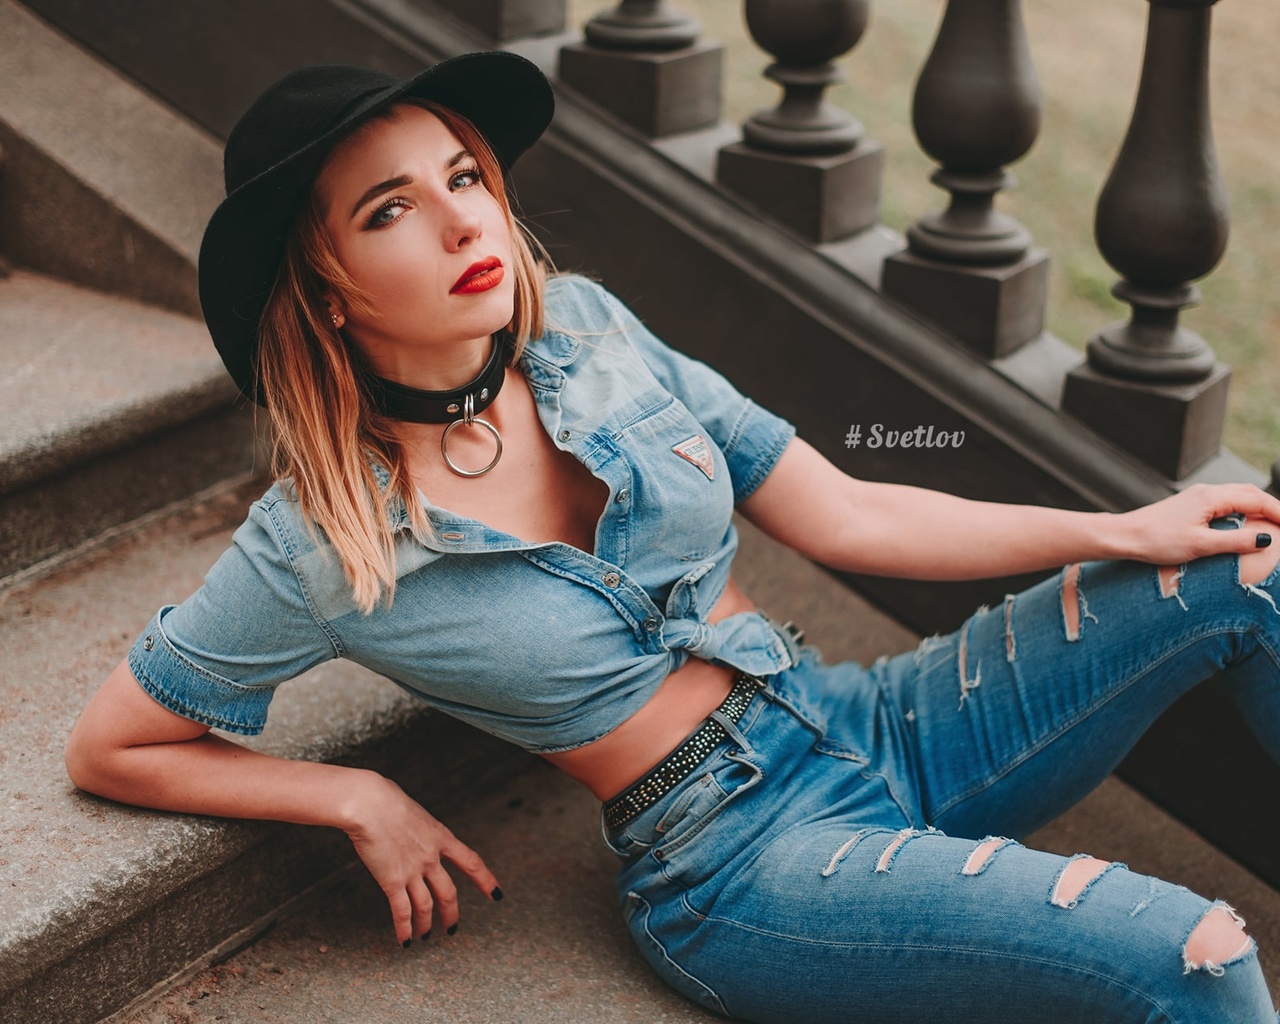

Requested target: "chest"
[{"left": 408, "top": 373, "right": 609, "bottom": 553}]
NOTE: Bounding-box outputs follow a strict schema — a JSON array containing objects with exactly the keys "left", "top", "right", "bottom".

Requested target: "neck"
[{"left": 366, "top": 334, "right": 509, "bottom": 425}]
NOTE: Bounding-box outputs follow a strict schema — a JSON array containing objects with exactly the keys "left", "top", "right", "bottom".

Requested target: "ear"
[{"left": 322, "top": 288, "right": 346, "bottom": 330}]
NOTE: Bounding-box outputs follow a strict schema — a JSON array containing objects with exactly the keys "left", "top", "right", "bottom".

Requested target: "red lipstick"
[{"left": 452, "top": 257, "right": 504, "bottom": 294}]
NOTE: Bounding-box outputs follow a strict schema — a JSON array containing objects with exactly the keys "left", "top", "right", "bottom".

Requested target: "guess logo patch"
[{"left": 671, "top": 434, "right": 715, "bottom": 480}]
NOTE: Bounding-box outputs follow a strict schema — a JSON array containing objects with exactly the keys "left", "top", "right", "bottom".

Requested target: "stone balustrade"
[{"left": 554, "top": 0, "right": 1247, "bottom": 483}]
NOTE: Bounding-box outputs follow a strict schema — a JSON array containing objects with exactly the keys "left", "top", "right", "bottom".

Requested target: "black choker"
[
  {"left": 367, "top": 336, "right": 507, "bottom": 424},
  {"left": 368, "top": 336, "right": 508, "bottom": 477}
]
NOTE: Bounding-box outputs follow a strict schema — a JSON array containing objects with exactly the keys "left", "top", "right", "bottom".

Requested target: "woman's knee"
[
  {"left": 1154, "top": 516, "right": 1280, "bottom": 611},
  {"left": 1044, "top": 859, "right": 1273, "bottom": 1020},
  {"left": 1236, "top": 516, "right": 1280, "bottom": 586},
  {"left": 1184, "top": 902, "right": 1254, "bottom": 974}
]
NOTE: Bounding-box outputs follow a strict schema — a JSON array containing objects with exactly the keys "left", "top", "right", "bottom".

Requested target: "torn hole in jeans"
[
  {"left": 1158, "top": 564, "right": 1189, "bottom": 611},
  {"left": 1050, "top": 856, "right": 1116, "bottom": 909},
  {"left": 1183, "top": 902, "right": 1254, "bottom": 976},
  {"left": 1060, "top": 563, "right": 1099, "bottom": 642},
  {"left": 961, "top": 837, "right": 1014, "bottom": 876}
]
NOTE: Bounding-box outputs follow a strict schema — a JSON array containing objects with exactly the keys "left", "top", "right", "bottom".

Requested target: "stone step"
[
  {"left": 0, "top": 477, "right": 534, "bottom": 1024},
  {"left": 0, "top": 0, "right": 259, "bottom": 582},
  {"left": 0, "top": 269, "right": 255, "bottom": 580},
  {"left": 0, "top": 0, "right": 222, "bottom": 318}
]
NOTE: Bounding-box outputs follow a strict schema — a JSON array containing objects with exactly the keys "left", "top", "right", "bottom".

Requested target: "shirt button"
[
  {"left": 558, "top": 429, "right": 572, "bottom": 442},
  {"left": 643, "top": 617, "right": 660, "bottom": 632},
  {"left": 616, "top": 489, "right": 630, "bottom": 503},
  {"left": 601, "top": 571, "right": 621, "bottom": 588}
]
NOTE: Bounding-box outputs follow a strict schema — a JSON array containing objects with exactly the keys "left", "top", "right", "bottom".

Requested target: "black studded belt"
[{"left": 602, "top": 671, "right": 764, "bottom": 833}]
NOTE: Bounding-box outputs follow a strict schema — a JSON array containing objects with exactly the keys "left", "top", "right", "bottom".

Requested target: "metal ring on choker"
[
  {"left": 602, "top": 672, "right": 764, "bottom": 833},
  {"left": 366, "top": 335, "right": 508, "bottom": 477},
  {"left": 440, "top": 393, "right": 503, "bottom": 477}
]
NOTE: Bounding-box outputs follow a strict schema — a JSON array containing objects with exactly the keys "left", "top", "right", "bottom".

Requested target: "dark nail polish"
[
  {"left": 421, "top": 930, "right": 431, "bottom": 941},
  {"left": 1257, "top": 533, "right": 1273, "bottom": 548},
  {"left": 402, "top": 938, "right": 412, "bottom": 949},
  {"left": 491, "top": 886, "right": 504, "bottom": 902},
  {"left": 447, "top": 923, "right": 458, "bottom": 936}
]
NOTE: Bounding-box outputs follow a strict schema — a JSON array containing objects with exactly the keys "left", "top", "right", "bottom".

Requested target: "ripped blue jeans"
[{"left": 604, "top": 542, "right": 1280, "bottom": 1022}]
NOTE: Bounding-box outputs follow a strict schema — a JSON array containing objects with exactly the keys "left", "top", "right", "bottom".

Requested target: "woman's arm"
[
  {"left": 738, "top": 438, "right": 1280, "bottom": 581},
  {"left": 66, "top": 660, "right": 501, "bottom": 946}
]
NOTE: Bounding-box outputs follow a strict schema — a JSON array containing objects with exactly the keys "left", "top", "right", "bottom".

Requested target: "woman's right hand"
[
  {"left": 343, "top": 772, "right": 503, "bottom": 946},
  {"left": 68, "top": 661, "right": 501, "bottom": 948}
]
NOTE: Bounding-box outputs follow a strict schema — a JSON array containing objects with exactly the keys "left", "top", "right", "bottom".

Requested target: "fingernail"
[
  {"left": 447, "top": 923, "right": 458, "bottom": 936},
  {"left": 402, "top": 938, "right": 412, "bottom": 949},
  {"left": 1257, "top": 533, "right": 1273, "bottom": 548},
  {"left": 491, "top": 886, "right": 504, "bottom": 901},
  {"left": 421, "top": 930, "right": 431, "bottom": 941}
]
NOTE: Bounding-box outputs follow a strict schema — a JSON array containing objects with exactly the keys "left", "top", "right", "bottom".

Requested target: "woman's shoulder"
[
  {"left": 226, "top": 478, "right": 323, "bottom": 562},
  {"left": 246, "top": 478, "right": 302, "bottom": 523},
  {"left": 543, "top": 273, "right": 637, "bottom": 335}
]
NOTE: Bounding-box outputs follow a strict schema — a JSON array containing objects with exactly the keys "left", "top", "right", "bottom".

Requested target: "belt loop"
[{"left": 764, "top": 615, "right": 806, "bottom": 664}]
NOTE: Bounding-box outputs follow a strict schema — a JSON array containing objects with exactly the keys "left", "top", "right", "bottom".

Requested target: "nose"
[{"left": 443, "top": 196, "right": 483, "bottom": 252}]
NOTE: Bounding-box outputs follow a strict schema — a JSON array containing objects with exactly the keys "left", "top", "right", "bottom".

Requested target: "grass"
[{"left": 565, "top": 0, "right": 1280, "bottom": 473}]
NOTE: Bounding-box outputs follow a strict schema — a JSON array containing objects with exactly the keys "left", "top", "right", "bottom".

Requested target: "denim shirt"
[{"left": 127, "top": 276, "right": 797, "bottom": 753}]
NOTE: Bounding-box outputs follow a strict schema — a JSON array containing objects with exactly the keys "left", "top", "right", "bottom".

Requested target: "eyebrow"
[{"left": 347, "top": 150, "right": 475, "bottom": 221}]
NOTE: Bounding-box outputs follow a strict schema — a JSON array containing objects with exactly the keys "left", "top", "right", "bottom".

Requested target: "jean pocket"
[{"left": 654, "top": 752, "right": 763, "bottom": 868}]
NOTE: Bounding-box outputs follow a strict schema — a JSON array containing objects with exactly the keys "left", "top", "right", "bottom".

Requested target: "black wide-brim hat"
[{"left": 198, "top": 51, "right": 554, "bottom": 403}]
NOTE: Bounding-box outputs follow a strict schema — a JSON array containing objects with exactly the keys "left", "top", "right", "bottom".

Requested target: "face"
[{"left": 315, "top": 104, "right": 514, "bottom": 386}]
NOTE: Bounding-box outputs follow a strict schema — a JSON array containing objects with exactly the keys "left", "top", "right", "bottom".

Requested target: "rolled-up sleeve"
[{"left": 127, "top": 499, "right": 339, "bottom": 734}]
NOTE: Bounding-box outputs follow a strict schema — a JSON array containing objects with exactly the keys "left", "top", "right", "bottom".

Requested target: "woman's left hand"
[{"left": 1112, "top": 482, "right": 1280, "bottom": 565}]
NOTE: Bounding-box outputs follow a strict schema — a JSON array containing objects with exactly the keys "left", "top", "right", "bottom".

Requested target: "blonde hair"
[{"left": 257, "top": 100, "right": 550, "bottom": 613}]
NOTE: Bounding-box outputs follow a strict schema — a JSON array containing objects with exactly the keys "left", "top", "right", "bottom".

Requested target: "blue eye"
[
  {"left": 450, "top": 167, "right": 483, "bottom": 190},
  {"left": 365, "top": 199, "right": 409, "bottom": 229}
]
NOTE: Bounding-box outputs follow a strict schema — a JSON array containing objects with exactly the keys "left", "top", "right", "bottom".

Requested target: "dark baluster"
[
  {"left": 1063, "top": 0, "right": 1231, "bottom": 479},
  {"left": 583, "top": 0, "right": 699, "bottom": 49},
  {"left": 427, "top": 0, "right": 566, "bottom": 41},
  {"left": 880, "top": 0, "right": 1048, "bottom": 358},
  {"left": 559, "top": 1, "right": 722, "bottom": 137},
  {"left": 716, "top": 0, "right": 883, "bottom": 243}
]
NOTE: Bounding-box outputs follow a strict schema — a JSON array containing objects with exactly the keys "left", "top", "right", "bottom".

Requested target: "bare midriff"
[{"left": 541, "top": 576, "right": 757, "bottom": 801}]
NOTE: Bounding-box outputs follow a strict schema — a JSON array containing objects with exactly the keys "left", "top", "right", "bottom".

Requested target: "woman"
[{"left": 64, "top": 52, "right": 1280, "bottom": 1022}]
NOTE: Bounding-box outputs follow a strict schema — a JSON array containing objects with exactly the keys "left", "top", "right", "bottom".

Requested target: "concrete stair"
[
  {"left": 1, "top": 2, "right": 1277, "bottom": 1022},
  {"left": 0, "top": 0, "right": 257, "bottom": 582},
  {"left": 0, "top": 269, "right": 255, "bottom": 579},
  {"left": 0, "top": 477, "right": 532, "bottom": 1024},
  {"left": 0, "top": 0, "right": 219, "bottom": 317}
]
